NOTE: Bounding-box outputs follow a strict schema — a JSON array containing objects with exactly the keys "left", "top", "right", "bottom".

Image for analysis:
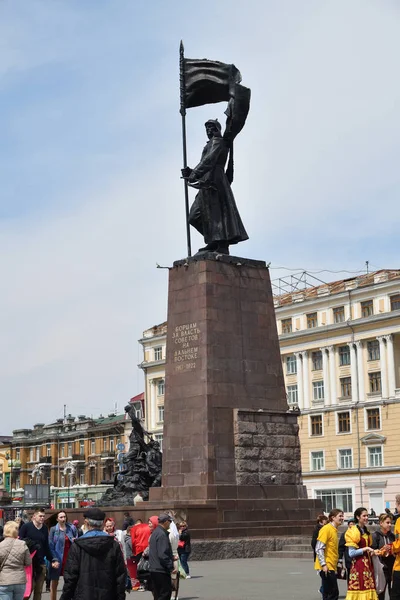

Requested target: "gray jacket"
[
  {"left": 149, "top": 526, "right": 173, "bottom": 574},
  {"left": 0, "top": 537, "right": 31, "bottom": 585}
]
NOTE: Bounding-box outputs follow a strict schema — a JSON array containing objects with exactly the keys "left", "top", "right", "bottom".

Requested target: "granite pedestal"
[{"left": 149, "top": 253, "right": 321, "bottom": 540}]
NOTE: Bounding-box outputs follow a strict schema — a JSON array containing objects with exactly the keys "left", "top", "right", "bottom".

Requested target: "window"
[
  {"left": 307, "top": 312, "right": 318, "bottom": 328},
  {"left": 339, "top": 345, "right": 351, "bottom": 366},
  {"left": 60, "top": 444, "right": 65, "bottom": 458},
  {"left": 315, "top": 488, "right": 353, "bottom": 513},
  {"left": 90, "top": 468, "right": 96, "bottom": 485},
  {"left": 158, "top": 405, "right": 165, "bottom": 422},
  {"left": 133, "top": 404, "right": 143, "bottom": 419},
  {"left": 46, "top": 444, "right": 51, "bottom": 457},
  {"left": 391, "top": 295, "right": 400, "bottom": 311},
  {"left": 110, "top": 438, "right": 115, "bottom": 452},
  {"left": 90, "top": 439, "right": 95, "bottom": 455},
  {"left": 30, "top": 448, "right": 34, "bottom": 461},
  {"left": 36, "top": 448, "right": 40, "bottom": 461},
  {"left": 368, "top": 446, "right": 383, "bottom": 467},
  {"left": 340, "top": 377, "right": 352, "bottom": 398},
  {"left": 103, "top": 437, "right": 108, "bottom": 451},
  {"left": 286, "top": 355, "right": 297, "bottom": 375},
  {"left": 155, "top": 434, "right": 163, "bottom": 450},
  {"left": 78, "top": 440, "right": 84, "bottom": 454},
  {"left": 16, "top": 449, "right": 20, "bottom": 460},
  {"left": 61, "top": 475, "right": 65, "bottom": 487},
  {"left": 157, "top": 380, "right": 165, "bottom": 396},
  {"left": 312, "top": 351, "right": 322, "bottom": 371},
  {"left": 79, "top": 472, "right": 85, "bottom": 485},
  {"left": 281, "top": 318, "right": 292, "bottom": 333},
  {"left": 333, "top": 306, "right": 345, "bottom": 323},
  {"left": 366, "top": 408, "right": 380, "bottom": 430},
  {"left": 338, "top": 411, "right": 351, "bottom": 433},
  {"left": 369, "top": 372, "right": 382, "bottom": 393},
  {"left": 310, "top": 415, "right": 323, "bottom": 436},
  {"left": 361, "top": 300, "right": 374, "bottom": 318},
  {"left": 339, "top": 449, "right": 353, "bottom": 469},
  {"left": 154, "top": 346, "right": 162, "bottom": 361},
  {"left": 313, "top": 381, "right": 325, "bottom": 401},
  {"left": 311, "top": 451, "right": 324, "bottom": 471},
  {"left": 287, "top": 385, "right": 298, "bottom": 406},
  {"left": 367, "top": 340, "right": 380, "bottom": 361},
  {"left": 67, "top": 442, "right": 72, "bottom": 456},
  {"left": 15, "top": 477, "right": 20, "bottom": 489}
]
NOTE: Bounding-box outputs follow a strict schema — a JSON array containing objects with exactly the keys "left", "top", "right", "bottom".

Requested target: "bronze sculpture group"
[{"left": 98, "top": 404, "right": 162, "bottom": 506}]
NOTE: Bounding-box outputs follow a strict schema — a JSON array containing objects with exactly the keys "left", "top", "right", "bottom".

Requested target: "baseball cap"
[
  {"left": 158, "top": 513, "right": 172, "bottom": 524},
  {"left": 83, "top": 507, "right": 106, "bottom": 521}
]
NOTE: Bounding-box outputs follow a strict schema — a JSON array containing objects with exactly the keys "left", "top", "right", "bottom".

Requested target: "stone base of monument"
[{"left": 145, "top": 254, "right": 322, "bottom": 545}]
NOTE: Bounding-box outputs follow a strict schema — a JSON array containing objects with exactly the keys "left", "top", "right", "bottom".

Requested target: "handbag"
[
  {"left": 372, "top": 554, "right": 386, "bottom": 595},
  {"left": 137, "top": 554, "right": 150, "bottom": 578},
  {"left": 178, "top": 560, "right": 187, "bottom": 579},
  {"left": 24, "top": 550, "right": 36, "bottom": 600}
]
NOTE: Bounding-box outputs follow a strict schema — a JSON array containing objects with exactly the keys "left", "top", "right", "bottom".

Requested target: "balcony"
[
  {"left": 71, "top": 454, "right": 85, "bottom": 463},
  {"left": 8, "top": 460, "right": 21, "bottom": 469},
  {"left": 100, "top": 451, "right": 115, "bottom": 460},
  {"left": 38, "top": 456, "right": 52, "bottom": 465}
]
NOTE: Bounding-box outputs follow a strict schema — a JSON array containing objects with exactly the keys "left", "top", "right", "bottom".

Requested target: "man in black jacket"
[
  {"left": 149, "top": 514, "right": 175, "bottom": 600},
  {"left": 19, "top": 506, "right": 59, "bottom": 600},
  {"left": 60, "top": 507, "right": 126, "bottom": 600}
]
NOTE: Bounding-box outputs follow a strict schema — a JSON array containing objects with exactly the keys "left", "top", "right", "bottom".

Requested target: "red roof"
[{"left": 130, "top": 392, "right": 144, "bottom": 403}]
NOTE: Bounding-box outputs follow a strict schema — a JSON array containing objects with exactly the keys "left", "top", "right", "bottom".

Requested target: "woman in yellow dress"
[{"left": 345, "top": 507, "right": 379, "bottom": 600}]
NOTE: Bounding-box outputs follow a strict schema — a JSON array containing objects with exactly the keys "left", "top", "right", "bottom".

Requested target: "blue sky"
[{"left": 1, "top": 0, "right": 399, "bottom": 432}]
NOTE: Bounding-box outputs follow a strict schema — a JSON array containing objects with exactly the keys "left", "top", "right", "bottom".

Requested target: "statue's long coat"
[{"left": 188, "top": 135, "right": 248, "bottom": 246}]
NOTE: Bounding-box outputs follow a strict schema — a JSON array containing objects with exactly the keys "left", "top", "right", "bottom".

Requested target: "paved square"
[{"left": 50, "top": 557, "right": 348, "bottom": 599}]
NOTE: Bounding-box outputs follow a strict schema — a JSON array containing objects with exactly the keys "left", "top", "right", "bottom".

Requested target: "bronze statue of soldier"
[{"left": 182, "top": 119, "right": 248, "bottom": 255}]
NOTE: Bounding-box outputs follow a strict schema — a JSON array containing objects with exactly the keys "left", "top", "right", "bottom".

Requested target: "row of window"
[
  {"left": 309, "top": 408, "right": 380, "bottom": 437},
  {"left": 310, "top": 446, "right": 383, "bottom": 471},
  {"left": 286, "top": 371, "right": 382, "bottom": 405},
  {"left": 281, "top": 295, "right": 400, "bottom": 333},
  {"left": 286, "top": 340, "right": 381, "bottom": 375},
  {"left": 315, "top": 488, "right": 353, "bottom": 513}
]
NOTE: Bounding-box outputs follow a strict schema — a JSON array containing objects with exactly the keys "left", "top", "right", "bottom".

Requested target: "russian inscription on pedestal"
[{"left": 173, "top": 322, "right": 201, "bottom": 372}]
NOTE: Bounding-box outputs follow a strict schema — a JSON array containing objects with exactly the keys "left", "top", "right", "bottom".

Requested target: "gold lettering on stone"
[{"left": 173, "top": 323, "right": 200, "bottom": 372}]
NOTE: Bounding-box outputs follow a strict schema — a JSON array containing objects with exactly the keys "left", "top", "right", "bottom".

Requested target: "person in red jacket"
[{"left": 131, "top": 521, "right": 151, "bottom": 565}]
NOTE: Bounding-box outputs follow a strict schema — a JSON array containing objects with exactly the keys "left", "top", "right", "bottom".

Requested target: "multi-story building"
[
  {"left": 10, "top": 412, "right": 129, "bottom": 508},
  {"left": 139, "top": 323, "right": 167, "bottom": 450},
  {"left": 0, "top": 437, "right": 11, "bottom": 502},
  {"left": 139, "top": 269, "right": 400, "bottom": 515}
]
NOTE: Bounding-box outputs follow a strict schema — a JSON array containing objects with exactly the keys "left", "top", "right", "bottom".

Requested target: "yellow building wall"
[{"left": 299, "top": 402, "right": 400, "bottom": 473}]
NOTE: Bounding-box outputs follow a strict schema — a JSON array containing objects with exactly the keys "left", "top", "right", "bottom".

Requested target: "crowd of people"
[
  {"left": 0, "top": 506, "right": 191, "bottom": 600},
  {"left": 312, "top": 494, "right": 400, "bottom": 600}
]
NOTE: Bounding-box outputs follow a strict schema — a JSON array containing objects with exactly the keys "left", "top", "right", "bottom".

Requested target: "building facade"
[
  {"left": 0, "top": 437, "right": 11, "bottom": 502},
  {"left": 138, "top": 323, "right": 167, "bottom": 450},
  {"left": 139, "top": 270, "right": 400, "bottom": 516},
  {"left": 10, "top": 413, "right": 129, "bottom": 508}
]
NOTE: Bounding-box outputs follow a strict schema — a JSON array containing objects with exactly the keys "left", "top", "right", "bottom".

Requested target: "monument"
[
  {"left": 97, "top": 404, "right": 162, "bottom": 506},
  {"left": 148, "top": 44, "right": 322, "bottom": 545}
]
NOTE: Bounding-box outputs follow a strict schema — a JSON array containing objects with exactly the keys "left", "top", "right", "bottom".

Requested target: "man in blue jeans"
[{"left": 177, "top": 521, "right": 191, "bottom": 578}]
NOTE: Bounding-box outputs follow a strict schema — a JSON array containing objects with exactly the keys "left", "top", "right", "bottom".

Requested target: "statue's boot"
[
  {"left": 215, "top": 242, "right": 229, "bottom": 255},
  {"left": 196, "top": 241, "right": 218, "bottom": 253}
]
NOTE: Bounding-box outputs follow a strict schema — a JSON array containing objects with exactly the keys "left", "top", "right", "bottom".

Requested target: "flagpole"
[{"left": 179, "top": 40, "right": 192, "bottom": 258}]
